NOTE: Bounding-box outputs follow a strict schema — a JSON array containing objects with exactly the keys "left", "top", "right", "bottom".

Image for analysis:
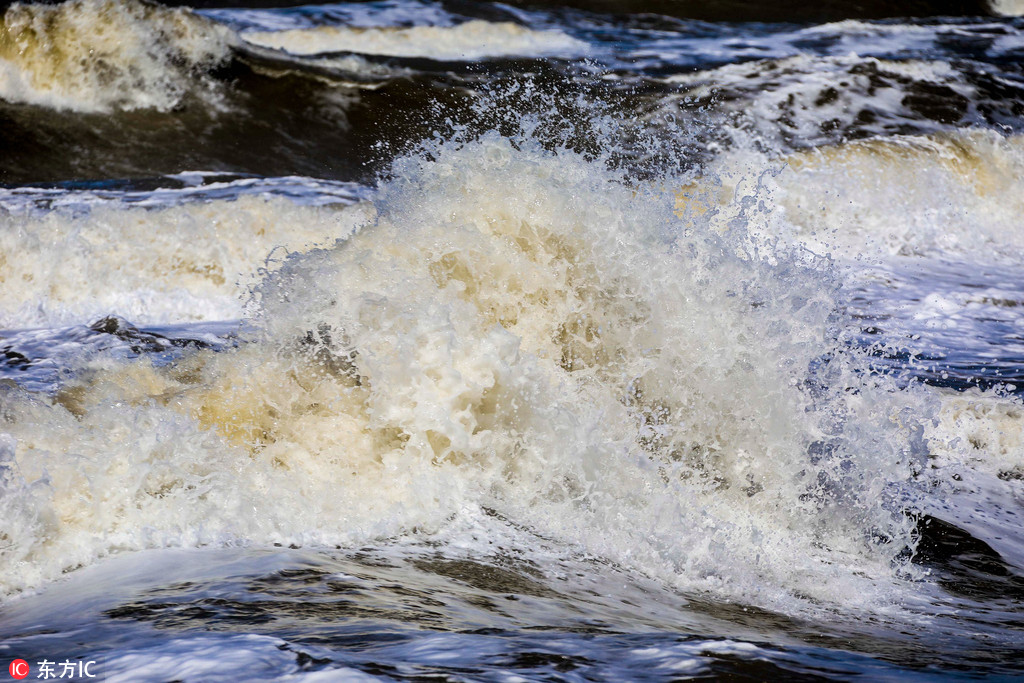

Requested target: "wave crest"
[
  {"left": 240, "top": 20, "right": 588, "bottom": 61},
  {"left": 0, "top": 0, "right": 235, "bottom": 112},
  {"left": 0, "top": 135, "right": 926, "bottom": 612}
]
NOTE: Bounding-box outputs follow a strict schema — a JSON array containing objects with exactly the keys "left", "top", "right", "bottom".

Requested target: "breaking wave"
[
  {"left": 1, "top": 131, "right": 931, "bottom": 618},
  {"left": 240, "top": 20, "right": 589, "bottom": 61},
  {"left": 0, "top": 0, "right": 235, "bottom": 113}
]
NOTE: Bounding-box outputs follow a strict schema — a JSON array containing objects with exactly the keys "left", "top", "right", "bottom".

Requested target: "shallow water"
[{"left": 2, "top": 0, "right": 1024, "bottom": 680}]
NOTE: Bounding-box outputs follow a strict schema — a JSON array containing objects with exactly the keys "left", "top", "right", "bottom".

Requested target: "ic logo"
[{"left": 8, "top": 660, "right": 29, "bottom": 680}]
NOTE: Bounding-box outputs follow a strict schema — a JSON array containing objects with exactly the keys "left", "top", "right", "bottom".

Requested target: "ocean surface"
[{"left": 2, "top": 0, "right": 1024, "bottom": 680}]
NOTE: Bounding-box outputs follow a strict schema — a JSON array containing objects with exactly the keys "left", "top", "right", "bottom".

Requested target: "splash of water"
[{"left": 0, "top": 117, "right": 934, "bottom": 615}]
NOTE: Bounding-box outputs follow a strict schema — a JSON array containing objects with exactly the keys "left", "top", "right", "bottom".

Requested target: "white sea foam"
[
  {"left": 929, "top": 391, "right": 1024, "bottom": 478},
  {"left": 989, "top": 0, "right": 1024, "bottom": 16},
  {"left": 9, "top": 108, "right": 1014, "bottom": 311},
  {"left": 662, "top": 55, "right": 972, "bottom": 149},
  {"left": 683, "top": 130, "right": 1024, "bottom": 263},
  {"left": 0, "top": 134, "right": 931, "bottom": 616},
  {"left": 240, "top": 20, "right": 589, "bottom": 60},
  {"left": 0, "top": 0, "right": 235, "bottom": 112},
  {"left": 0, "top": 195, "right": 372, "bottom": 327}
]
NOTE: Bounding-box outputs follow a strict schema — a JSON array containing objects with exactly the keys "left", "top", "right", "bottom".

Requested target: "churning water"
[{"left": 2, "top": 0, "right": 1024, "bottom": 680}]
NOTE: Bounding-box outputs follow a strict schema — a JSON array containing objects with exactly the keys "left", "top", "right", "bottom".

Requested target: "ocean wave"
[
  {"left": 661, "top": 55, "right": 987, "bottom": 149},
  {"left": 675, "top": 130, "right": 1024, "bottom": 263},
  {"left": 783, "top": 132, "right": 1024, "bottom": 260},
  {"left": 239, "top": 20, "right": 589, "bottom": 61},
  {"left": 0, "top": 134, "right": 924, "bottom": 615},
  {"left": 0, "top": 192, "right": 372, "bottom": 327},
  {"left": 0, "top": 0, "right": 235, "bottom": 113}
]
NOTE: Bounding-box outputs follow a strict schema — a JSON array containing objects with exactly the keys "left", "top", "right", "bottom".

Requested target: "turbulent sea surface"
[{"left": 2, "top": 0, "right": 1024, "bottom": 680}]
